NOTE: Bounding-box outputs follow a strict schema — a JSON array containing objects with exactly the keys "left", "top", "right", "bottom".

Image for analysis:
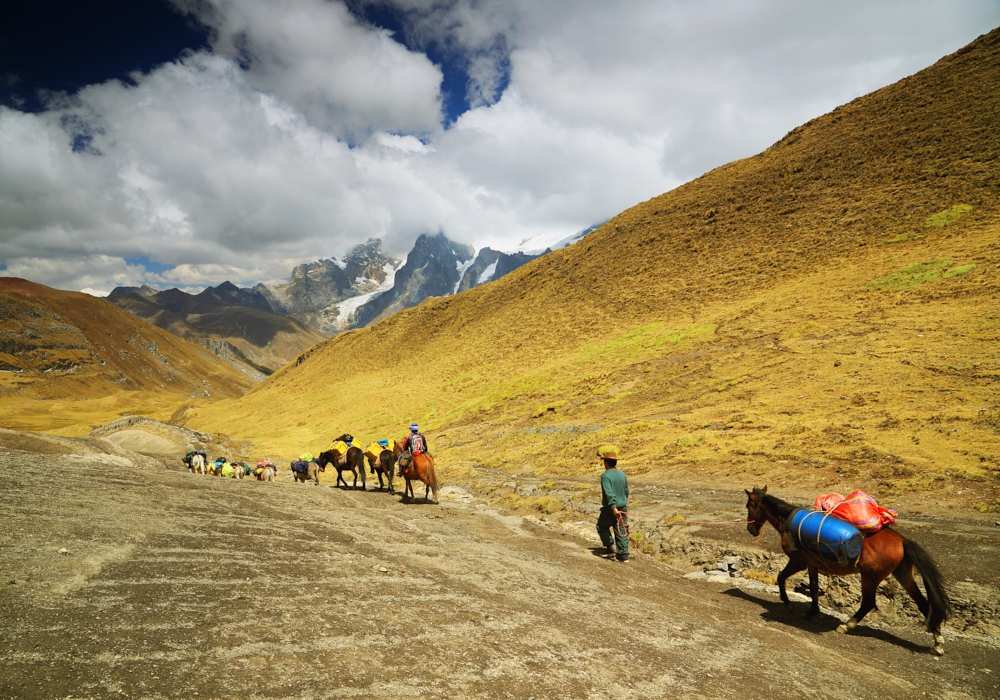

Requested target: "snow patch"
[
  {"left": 477, "top": 261, "right": 498, "bottom": 285},
  {"left": 454, "top": 254, "right": 477, "bottom": 294},
  {"left": 516, "top": 223, "right": 603, "bottom": 256},
  {"left": 80, "top": 288, "right": 110, "bottom": 297},
  {"left": 330, "top": 261, "right": 399, "bottom": 331}
]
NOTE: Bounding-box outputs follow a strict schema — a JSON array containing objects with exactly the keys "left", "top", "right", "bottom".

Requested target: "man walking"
[{"left": 596, "top": 445, "right": 630, "bottom": 563}]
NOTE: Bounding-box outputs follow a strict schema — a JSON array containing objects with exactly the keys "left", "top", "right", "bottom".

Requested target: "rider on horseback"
[{"left": 398, "top": 423, "right": 427, "bottom": 476}]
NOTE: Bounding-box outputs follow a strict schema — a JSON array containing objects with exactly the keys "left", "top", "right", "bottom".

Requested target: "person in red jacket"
[{"left": 398, "top": 423, "right": 427, "bottom": 476}]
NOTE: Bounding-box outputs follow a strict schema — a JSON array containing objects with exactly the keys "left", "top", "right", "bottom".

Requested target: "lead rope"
[{"left": 614, "top": 510, "right": 629, "bottom": 539}]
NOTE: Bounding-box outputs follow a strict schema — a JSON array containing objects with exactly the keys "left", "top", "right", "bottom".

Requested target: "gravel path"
[{"left": 1, "top": 442, "right": 998, "bottom": 699}]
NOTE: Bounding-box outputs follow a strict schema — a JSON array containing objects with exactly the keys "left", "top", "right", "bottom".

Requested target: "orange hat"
[{"left": 597, "top": 445, "right": 619, "bottom": 460}]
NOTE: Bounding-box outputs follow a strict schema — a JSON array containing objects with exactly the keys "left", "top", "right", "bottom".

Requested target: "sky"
[{"left": 1, "top": 1, "right": 998, "bottom": 295}]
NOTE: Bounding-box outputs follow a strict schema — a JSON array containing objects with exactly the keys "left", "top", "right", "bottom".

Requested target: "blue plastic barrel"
[{"left": 789, "top": 509, "right": 863, "bottom": 566}]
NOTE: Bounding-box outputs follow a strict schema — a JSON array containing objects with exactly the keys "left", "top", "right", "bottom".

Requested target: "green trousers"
[{"left": 596, "top": 507, "right": 629, "bottom": 556}]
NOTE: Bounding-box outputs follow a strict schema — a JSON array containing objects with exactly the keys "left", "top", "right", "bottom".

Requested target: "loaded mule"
[
  {"left": 290, "top": 458, "right": 323, "bottom": 485},
  {"left": 187, "top": 452, "right": 206, "bottom": 475},
  {"left": 318, "top": 435, "right": 366, "bottom": 489},
  {"left": 364, "top": 441, "right": 396, "bottom": 493},
  {"left": 745, "top": 486, "right": 951, "bottom": 655}
]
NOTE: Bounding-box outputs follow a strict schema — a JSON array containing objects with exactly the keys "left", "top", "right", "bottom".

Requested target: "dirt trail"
[{"left": 1, "top": 442, "right": 998, "bottom": 699}]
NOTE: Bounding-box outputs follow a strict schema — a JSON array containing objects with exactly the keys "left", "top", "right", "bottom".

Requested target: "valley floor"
[{"left": 1, "top": 437, "right": 998, "bottom": 699}]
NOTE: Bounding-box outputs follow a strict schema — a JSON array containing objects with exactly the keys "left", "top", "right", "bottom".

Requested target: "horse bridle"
[{"left": 747, "top": 494, "right": 767, "bottom": 530}]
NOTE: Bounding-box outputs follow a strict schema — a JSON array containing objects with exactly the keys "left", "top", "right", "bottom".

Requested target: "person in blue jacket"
[{"left": 595, "top": 445, "right": 629, "bottom": 563}]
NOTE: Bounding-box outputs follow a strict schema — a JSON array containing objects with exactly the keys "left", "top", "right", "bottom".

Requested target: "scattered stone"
[
  {"left": 58, "top": 548, "right": 70, "bottom": 555},
  {"left": 706, "top": 573, "right": 730, "bottom": 584},
  {"left": 379, "top": 567, "right": 388, "bottom": 573},
  {"left": 683, "top": 571, "right": 707, "bottom": 581},
  {"left": 722, "top": 555, "right": 742, "bottom": 569},
  {"left": 834, "top": 359, "right": 841, "bottom": 367},
  {"left": 715, "top": 561, "right": 729, "bottom": 572}
]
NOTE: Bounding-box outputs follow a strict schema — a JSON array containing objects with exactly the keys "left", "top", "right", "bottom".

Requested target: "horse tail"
[
  {"left": 428, "top": 459, "right": 439, "bottom": 501},
  {"left": 904, "top": 539, "right": 951, "bottom": 631}
]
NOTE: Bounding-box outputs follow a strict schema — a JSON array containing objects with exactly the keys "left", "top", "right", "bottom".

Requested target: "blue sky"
[{"left": 0, "top": 0, "right": 998, "bottom": 294}]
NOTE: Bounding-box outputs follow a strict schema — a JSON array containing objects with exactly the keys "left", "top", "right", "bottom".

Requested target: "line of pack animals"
[{"left": 180, "top": 433, "right": 439, "bottom": 503}]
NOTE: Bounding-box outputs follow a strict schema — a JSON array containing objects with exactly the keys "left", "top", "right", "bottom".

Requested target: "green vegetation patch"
[
  {"left": 578, "top": 322, "right": 715, "bottom": 363},
  {"left": 942, "top": 264, "right": 976, "bottom": 279},
  {"left": 924, "top": 204, "right": 972, "bottom": 228},
  {"left": 867, "top": 257, "right": 953, "bottom": 291},
  {"left": 677, "top": 433, "right": 703, "bottom": 449}
]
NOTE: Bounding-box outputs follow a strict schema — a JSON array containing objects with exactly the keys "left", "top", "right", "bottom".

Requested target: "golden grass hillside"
[
  {"left": 190, "top": 28, "right": 1000, "bottom": 510},
  {"left": 0, "top": 278, "right": 255, "bottom": 435}
]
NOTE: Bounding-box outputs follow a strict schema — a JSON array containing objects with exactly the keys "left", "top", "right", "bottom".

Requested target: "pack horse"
[
  {"left": 318, "top": 435, "right": 366, "bottom": 489},
  {"left": 744, "top": 486, "right": 951, "bottom": 655}
]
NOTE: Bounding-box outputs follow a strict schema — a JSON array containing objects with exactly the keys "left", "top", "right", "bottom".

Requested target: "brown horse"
[
  {"left": 393, "top": 439, "right": 438, "bottom": 503},
  {"left": 318, "top": 437, "right": 366, "bottom": 489},
  {"left": 745, "top": 486, "right": 950, "bottom": 655},
  {"left": 366, "top": 447, "right": 396, "bottom": 493}
]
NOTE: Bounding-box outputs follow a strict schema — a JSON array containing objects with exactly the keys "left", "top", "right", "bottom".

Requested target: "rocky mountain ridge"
[{"left": 108, "top": 284, "right": 326, "bottom": 373}]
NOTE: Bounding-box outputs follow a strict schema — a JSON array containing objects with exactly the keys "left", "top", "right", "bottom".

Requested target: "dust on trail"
[{"left": 1, "top": 442, "right": 998, "bottom": 699}]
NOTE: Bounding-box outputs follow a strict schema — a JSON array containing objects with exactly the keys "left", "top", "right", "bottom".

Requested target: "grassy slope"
[
  {"left": 0, "top": 278, "right": 255, "bottom": 435},
  {"left": 190, "top": 29, "right": 1000, "bottom": 508}
]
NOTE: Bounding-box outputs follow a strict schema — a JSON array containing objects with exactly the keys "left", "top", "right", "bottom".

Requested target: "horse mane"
[{"left": 761, "top": 492, "right": 799, "bottom": 521}]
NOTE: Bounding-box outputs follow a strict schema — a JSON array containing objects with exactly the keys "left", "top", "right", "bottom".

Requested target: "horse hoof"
[
  {"left": 836, "top": 624, "right": 848, "bottom": 635},
  {"left": 933, "top": 645, "right": 944, "bottom": 656}
]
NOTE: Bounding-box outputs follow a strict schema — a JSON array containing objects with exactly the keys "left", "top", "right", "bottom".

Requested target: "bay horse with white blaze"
[
  {"left": 393, "top": 439, "right": 438, "bottom": 503},
  {"left": 745, "top": 486, "right": 951, "bottom": 655}
]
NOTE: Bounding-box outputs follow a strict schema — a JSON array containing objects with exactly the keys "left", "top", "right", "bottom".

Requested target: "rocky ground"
[{"left": 1, "top": 434, "right": 998, "bottom": 699}]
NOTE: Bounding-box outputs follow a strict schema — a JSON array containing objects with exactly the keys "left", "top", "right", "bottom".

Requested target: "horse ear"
[
  {"left": 744, "top": 489, "right": 751, "bottom": 496},
  {"left": 762, "top": 485, "right": 768, "bottom": 494}
]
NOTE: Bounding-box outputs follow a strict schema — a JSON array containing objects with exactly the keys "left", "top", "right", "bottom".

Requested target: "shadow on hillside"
[{"left": 722, "top": 588, "right": 930, "bottom": 653}]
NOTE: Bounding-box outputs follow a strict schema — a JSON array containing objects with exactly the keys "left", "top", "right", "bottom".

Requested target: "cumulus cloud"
[
  {"left": 170, "top": 0, "right": 444, "bottom": 139},
  {"left": 0, "top": 0, "right": 998, "bottom": 293}
]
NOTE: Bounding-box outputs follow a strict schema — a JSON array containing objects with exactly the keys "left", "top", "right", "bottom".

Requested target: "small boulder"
[{"left": 683, "top": 571, "right": 708, "bottom": 581}]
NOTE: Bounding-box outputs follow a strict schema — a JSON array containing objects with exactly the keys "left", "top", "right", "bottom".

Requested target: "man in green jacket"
[{"left": 596, "top": 445, "right": 630, "bottom": 563}]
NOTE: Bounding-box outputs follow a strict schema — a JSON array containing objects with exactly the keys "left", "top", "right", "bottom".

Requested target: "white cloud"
[
  {"left": 0, "top": 0, "right": 998, "bottom": 292},
  {"left": 170, "top": 0, "right": 444, "bottom": 139}
]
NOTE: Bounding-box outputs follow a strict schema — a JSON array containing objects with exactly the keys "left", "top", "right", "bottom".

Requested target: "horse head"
[
  {"left": 393, "top": 439, "right": 406, "bottom": 458},
  {"left": 744, "top": 485, "right": 768, "bottom": 537}
]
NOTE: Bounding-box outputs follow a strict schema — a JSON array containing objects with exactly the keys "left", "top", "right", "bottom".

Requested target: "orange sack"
[{"left": 813, "top": 490, "right": 898, "bottom": 534}]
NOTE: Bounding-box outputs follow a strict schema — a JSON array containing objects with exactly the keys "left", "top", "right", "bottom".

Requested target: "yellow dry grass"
[{"left": 193, "top": 30, "right": 1000, "bottom": 510}]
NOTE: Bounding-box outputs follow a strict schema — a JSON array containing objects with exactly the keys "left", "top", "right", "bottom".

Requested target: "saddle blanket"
[
  {"left": 813, "top": 490, "right": 897, "bottom": 534},
  {"left": 291, "top": 461, "right": 310, "bottom": 474}
]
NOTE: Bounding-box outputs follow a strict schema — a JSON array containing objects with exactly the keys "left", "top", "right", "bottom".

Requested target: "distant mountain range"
[
  {"left": 107, "top": 227, "right": 600, "bottom": 369},
  {"left": 108, "top": 282, "right": 325, "bottom": 374}
]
